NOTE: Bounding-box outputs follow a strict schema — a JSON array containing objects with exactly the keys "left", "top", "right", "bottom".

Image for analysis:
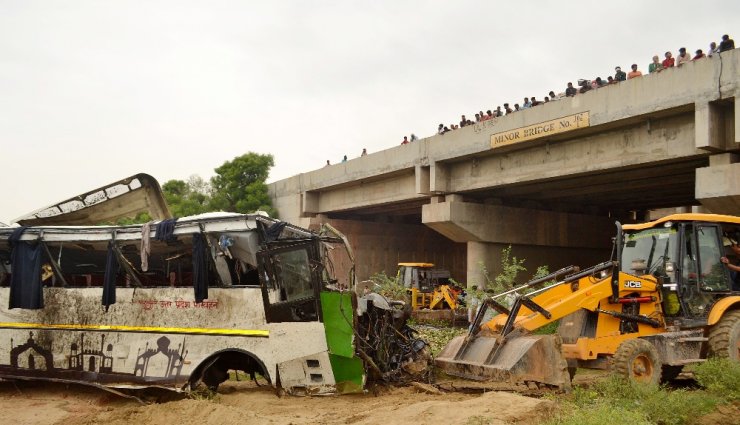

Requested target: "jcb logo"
[{"left": 625, "top": 280, "right": 642, "bottom": 289}]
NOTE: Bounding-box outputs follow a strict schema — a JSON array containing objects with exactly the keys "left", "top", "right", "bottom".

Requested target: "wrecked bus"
[{"left": 0, "top": 175, "right": 429, "bottom": 397}]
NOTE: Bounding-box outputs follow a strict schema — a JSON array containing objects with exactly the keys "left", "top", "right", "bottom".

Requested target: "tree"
[
  {"left": 162, "top": 177, "right": 212, "bottom": 218},
  {"left": 209, "top": 153, "right": 277, "bottom": 217}
]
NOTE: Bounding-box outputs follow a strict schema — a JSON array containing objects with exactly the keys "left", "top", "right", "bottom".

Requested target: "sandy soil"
[{"left": 0, "top": 379, "right": 555, "bottom": 425}]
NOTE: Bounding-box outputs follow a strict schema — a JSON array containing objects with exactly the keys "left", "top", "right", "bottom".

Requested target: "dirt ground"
[{"left": 0, "top": 379, "right": 555, "bottom": 425}]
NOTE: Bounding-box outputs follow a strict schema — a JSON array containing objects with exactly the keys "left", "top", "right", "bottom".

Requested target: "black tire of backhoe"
[
  {"left": 613, "top": 338, "right": 662, "bottom": 385},
  {"left": 707, "top": 309, "right": 740, "bottom": 361}
]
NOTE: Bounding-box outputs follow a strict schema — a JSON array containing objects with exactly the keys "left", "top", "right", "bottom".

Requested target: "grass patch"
[
  {"left": 414, "top": 325, "right": 467, "bottom": 357},
  {"left": 694, "top": 357, "right": 740, "bottom": 400},
  {"left": 188, "top": 386, "right": 220, "bottom": 401},
  {"left": 464, "top": 416, "right": 495, "bottom": 425},
  {"left": 543, "top": 375, "right": 720, "bottom": 425}
]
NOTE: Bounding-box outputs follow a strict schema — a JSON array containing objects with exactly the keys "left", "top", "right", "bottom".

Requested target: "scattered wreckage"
[{"left": 0, "top": 173, "right": 430, "bottom": 398}]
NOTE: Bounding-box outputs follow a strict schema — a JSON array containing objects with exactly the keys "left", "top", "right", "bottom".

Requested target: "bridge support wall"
[{"left": 423, "top": 198, "right": 613, "bottom": 288}]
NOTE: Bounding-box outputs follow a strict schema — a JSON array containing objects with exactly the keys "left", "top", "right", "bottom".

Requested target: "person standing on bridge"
[
  {"left": 627, "top": 64, "right": 643, "bottom": 79},
  {"left": 719, "top": 34, "right": 735, "bottom": 52},
  {"left": 460, "top": 115, "right": 467, "bottom": 127},
  {"left": 401, "top": 136, "right": 409, "bottom": 145},
  {"left": 614, "top": 66, "right": 627, "bottom": 81},
  {"left": 662, "top": 51, "right": 675, "bottom": 69},
  {"left": 522, "top": 97, "right": 532, "bottom": 109},
  {"left": 565, "top": 82, "right": 577, "bottom": 97},
  {"left": 708, "top": 41, "right": 719, "bottom": 57},
  {"left": 504, "top": 104, "right": 513, "bottom": 114},
  {"left": 649, "top": 55, "right": 663, "bottom": 73},
  {"left": 676, "top": 47, "right": 691, "bottom": 66}
]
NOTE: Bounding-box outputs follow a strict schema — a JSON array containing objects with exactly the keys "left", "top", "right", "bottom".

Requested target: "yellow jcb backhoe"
[
  {"left": 397, "top": 263, "right": 461, "bottom": 310},
  {"left": 436, "top": 213, "right": 740, "bottom": 389}
]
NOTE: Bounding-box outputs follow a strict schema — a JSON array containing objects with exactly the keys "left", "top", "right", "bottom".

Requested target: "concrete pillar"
[
  {"left": 430, "top": 162, "right": 449, "bottom": 193},
  {"left": 302, "top": 191, "right": 319, "bottom": 216},
  {"left": 467, "top": 241, "right": 488, "bottom": 289},
  {"left": 695, "top": 101, "right": 724, "bottom": 151},
  {"left": 422, "top": 198, "right": 614, "bottom": 285},
  {"left": 735, "top": 95, "right": 740, "bottom": 146},
  {"left": 696, "top": 154, "right": 740, "bottom": 215},
  {"left": 415, "top": 165, "right": 430, "bottom": 195}
]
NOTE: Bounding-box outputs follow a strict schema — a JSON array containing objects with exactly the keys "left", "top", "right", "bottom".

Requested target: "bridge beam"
[{"left": 422, "top": 196, "right": 614, "bottom": 288}]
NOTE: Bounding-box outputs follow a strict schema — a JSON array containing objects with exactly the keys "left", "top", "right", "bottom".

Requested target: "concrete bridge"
[{"left": 269, "top": 49, "right": 740, "bottom": 286}]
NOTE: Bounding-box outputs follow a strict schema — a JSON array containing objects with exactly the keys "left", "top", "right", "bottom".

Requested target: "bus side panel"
[{"left": 0, "top": 287, "right": 332, "bottom": 390}]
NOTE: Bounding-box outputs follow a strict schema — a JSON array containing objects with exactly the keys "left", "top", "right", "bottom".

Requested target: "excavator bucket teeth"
[{"left": 435, "top": 333, "right": 571, "bottom": 390}]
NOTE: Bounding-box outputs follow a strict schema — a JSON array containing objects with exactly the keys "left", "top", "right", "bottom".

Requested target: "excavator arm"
[{"left": 436, "top": 262, "right": 665, "bottom": 389}]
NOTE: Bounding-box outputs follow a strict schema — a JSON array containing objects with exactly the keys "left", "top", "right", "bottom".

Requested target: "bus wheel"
[
  {"left": 708, "top": 310, "right": 740, "bottom": 361},
  {"left": 613, "top": 339, "right": 662, "bottom": 385},
  {"left": 202, "top": 363, "right": 229, "bottom": 391}
]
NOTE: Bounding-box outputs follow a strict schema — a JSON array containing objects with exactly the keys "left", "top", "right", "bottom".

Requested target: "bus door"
[{"left": 258, "top": 241, "right": 322, "bottom": 323}]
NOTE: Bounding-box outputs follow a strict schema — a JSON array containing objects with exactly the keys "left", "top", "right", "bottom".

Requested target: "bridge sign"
[{"left": 490, "top": 112, "right": 590, "bottom": 149}]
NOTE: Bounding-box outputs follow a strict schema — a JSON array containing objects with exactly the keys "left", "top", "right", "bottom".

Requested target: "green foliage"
[
  {"left": 160, "top": 153, "right": 277, "bottom": 218},
  {"left": 209, "top": 152, "right": 277, "bottom": 217},
  {"left": 369, "top": 272, "right": 408, "bottom": 302},
  {"left": 695, "top": 357, "right": 740, "bottom": 399},
  {"left": 533, "top": 321, "right": 559, "bottom": 335},
  {"left": 544, "top": 404, "right": 651, "bottom": 425},
  {"left": 162, "top": 176, "right": 212, "bottom": 218},
  {"left": 491, "top": 246, "right": 527, "bottom": 293},
  {"left": 546, "top": 375, "right": 720, "bottom": 425},
  {"left": 414, "top": 326, "right": 467, "bottom": 357}
]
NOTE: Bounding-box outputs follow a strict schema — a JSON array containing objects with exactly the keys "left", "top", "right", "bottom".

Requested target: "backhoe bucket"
[{"left": 435, "top": 332, "right": 571, "bottom": 390}]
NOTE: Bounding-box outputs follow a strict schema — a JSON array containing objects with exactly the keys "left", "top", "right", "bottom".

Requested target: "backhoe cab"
[{"left": 436, "top": 213, "right": 740, "bottom": 389}]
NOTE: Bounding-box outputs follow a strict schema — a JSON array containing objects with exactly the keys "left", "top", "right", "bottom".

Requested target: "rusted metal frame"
[
  {"left": 110, "top": 231, "right": 144, "bottom": 288},
  {"left": 40, "top": 241, "right": 69, "bottom": 287}
]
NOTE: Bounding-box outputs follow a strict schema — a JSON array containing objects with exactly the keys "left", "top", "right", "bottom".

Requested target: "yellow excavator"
[
  {"left": 436, "top": 213, "right": 740, "bottom": 389},
  {"left": 397, "top": 263, "right": 461, "bottom": 310}
]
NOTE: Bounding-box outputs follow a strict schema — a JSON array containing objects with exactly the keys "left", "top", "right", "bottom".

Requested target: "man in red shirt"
[
  {"left": 693, "top": 49, "right": 706, "bottom": 60},
  {"left": 662, "top": 51, "right": 675, "bottom": 68}
]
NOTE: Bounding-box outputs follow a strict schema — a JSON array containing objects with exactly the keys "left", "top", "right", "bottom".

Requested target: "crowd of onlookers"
[
  {"left": 327, "top": 34, "right": 735, "bottom": 165},
  {"left": 430, "top": 34, "right": 736, "bottom": 136}
]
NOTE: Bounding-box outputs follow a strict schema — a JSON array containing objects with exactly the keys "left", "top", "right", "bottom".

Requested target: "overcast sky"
[{"left": 1, "top": 0, "right": 738, "bottom": 223}]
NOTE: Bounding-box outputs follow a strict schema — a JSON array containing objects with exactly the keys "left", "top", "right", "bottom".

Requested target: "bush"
[
  {"left": 414, "top": 326, "right": 467, "bottom": 357},
  {"left": 695, "top": 357, "right": 740, "bottom": 400},
  {"left": 369, "top": 271, "right": 408, "bottom": 302}
]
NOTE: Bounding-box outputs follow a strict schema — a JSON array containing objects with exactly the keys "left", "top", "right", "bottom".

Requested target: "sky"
[{"left": 1, "top": 0, "right": 739, "bottom": 224}]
